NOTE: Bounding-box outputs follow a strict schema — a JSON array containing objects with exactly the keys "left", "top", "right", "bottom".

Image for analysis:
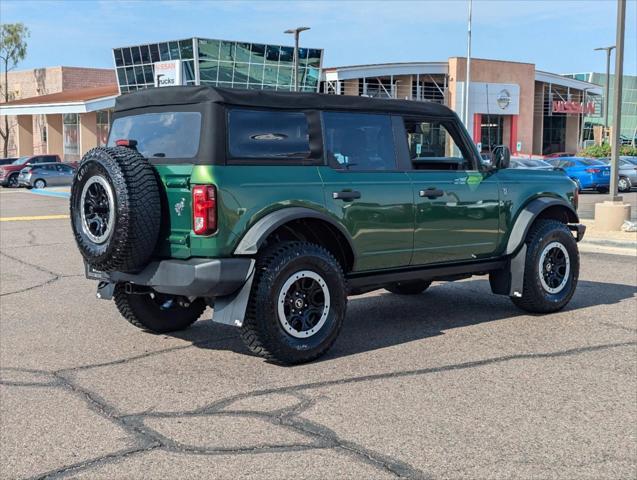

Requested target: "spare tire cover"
[{"left": 70, "top": 146, "right": 161, "bottom": 273}]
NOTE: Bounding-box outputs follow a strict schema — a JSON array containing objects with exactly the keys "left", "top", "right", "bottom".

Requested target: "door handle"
[
  {"left": 419, "top": 188, "right": 444, "bottom": 199},
  {"left": 333, "top": 190, "right": 361, "bottom": 201}
]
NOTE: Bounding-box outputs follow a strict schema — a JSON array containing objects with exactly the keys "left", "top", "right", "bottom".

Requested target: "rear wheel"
[
  {"left": 618, "top": 176, "right": 632, "bottom": 192},
  {"left": 240, "top": 241, "right": 347, "bottom": 365},
  {"left": 511, "top": 219, "right": 579, "bottom": 313},
  {"left": 113, "top": 284, "right": 206, "bottom": 333},
  {"left": 385, "top": 280, "right": 432, "bottom": 295}
]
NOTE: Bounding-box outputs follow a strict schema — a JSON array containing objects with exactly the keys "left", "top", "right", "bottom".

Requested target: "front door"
[
  {"left": 398, "top": 116, "right": 500, "bottom": 265},
  {"left": 320, "top": 111, "right": 414, "bottom": 272}
]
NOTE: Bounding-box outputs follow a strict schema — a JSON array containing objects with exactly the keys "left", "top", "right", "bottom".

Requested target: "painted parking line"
[
  {"left": 30, "top": 189, "right": 71, "bottom": 199},
  {"left": 0, "top": 214, "right": 69, "bottom": 222}
]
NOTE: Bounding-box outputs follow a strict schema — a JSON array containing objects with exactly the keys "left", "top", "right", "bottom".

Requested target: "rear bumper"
[{"left": 86, "top": 257, "right": 254, "bottom": 298}]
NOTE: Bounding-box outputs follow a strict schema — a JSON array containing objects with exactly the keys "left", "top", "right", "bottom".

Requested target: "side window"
[
  {"left": 228, "top": 109, "right": 310, "bottom": 160},
  {"left": 403, "top": 118, "right": 472, "bottom": 171},
  {"left": 322, "top": 112, "right": 396, "bottom": 171}
]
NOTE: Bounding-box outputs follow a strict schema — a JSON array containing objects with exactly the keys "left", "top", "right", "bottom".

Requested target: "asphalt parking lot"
[
  {"left": 577, "top": 190, "right": 637, "bottom": 221},
  {"left": 1, "top": 188, "right": 636, "bottom": 480}
]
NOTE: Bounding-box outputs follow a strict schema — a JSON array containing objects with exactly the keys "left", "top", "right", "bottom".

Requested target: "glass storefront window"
[
  {"left": 265, "top": 45, "right": 280, "bottom": 64},
  {"left": 114, "top": 49, "right": 123, "bottom": 67},
  {"left": 131, "top": 46, "right": 142, "bottom": 64},
  {"left": 198, "top": 39, "right": 220, "bottom": 60},
  {"left": 159, "top": 43, "right": 170, "bottom": 61},
  {"left": 149, "top": 44, "right": 160, "bottom": 63},
  {"left": 63, "top": 114, "right": 79, "bottom": 158},
  {"left": 219, "top": 41, "right": 235, "bottom": 61},
  {"left": 96, "top": 110, "right": 111, "bottom": 147},
  {"left": 122, "top": 48, "right": 132, "bottom": 66},
  {"left": 140, "top": 45, "right": 151, "bottom": 63},
  {"left": 218, "top": 62, "right": 234, "bottom": 82},
  {"left": 169, "top": 41, "right": 181, "bottom": 60},
  {"left": 279, "top": 46, "right": 294, "bottom": 63},
  {"left": 250, "top": 44, "right": 266, "bottom": 64},
  {"left": 200, "top": 61, "right": 218, "bottom": 82},
  {"left": 480, "top": 115, "right": 504, "bottom": 151},
  {"left": 179, "top": 39, "right": 194, "bottom": 59},
  {"left": 235, "top": 43, "right": 251, "bottom": 62}
]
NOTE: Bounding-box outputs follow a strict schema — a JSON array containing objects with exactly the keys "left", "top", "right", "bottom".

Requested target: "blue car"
[{"left": 545, "top": 157, "right": 610, "bottom": 193}]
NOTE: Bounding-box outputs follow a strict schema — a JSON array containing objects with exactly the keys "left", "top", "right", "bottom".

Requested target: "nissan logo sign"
[{"left": 496, "top": 89, "right": 511, "bottom": 110}]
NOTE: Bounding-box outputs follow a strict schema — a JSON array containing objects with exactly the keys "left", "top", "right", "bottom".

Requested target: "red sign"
[{"left": 552, "top": 100, "right": 596, "bottom": 115}]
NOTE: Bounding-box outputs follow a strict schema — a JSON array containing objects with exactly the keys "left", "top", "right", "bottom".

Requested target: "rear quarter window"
[
  {"left": 227, "top": 109, "right": 310, "bottom": 160},
  {"left": 108, "top": 112, "right": 201, "bottom": 159}
]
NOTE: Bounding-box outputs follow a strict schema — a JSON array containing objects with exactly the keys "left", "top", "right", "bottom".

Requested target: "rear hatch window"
[{"left": 108, "top": 112, "right": 201, "bottom": 159}]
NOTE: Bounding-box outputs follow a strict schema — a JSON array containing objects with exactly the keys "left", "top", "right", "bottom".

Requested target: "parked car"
[
  {"left": 17, "top": 162, "right": 76, "bottom": 189},
  {"left": 544, "top": 152, "right": 575, "bottom": 158},
  {"left": 0, "top": 157, "right": 18, "bottom": 166},
  {"left": 598, "top": 156, "right": 637, "bottom": 192},
  {"left": 545, "top": 157, "right": 610, "bottom": 192},
  {"left": 70, "top": 86, "right": 585, "bottom": 365},
  {"left": 0, "top": 154, "right": 61, "bottom": 187},
  {"left": 510, "top": 158, "right": 554, "bottom": 170}
]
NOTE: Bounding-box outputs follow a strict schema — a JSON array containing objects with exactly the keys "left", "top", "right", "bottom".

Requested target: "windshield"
[
  {"left": 108, "top": 112, "right": 201, "bottom": 159},
  {"left": 12, "top": 156, "right": 30, "bottom": 165}
]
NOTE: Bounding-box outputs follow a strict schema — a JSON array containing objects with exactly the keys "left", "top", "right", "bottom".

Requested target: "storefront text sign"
[
  {"left": 154, "top": 60, "right": 182, "bottom": 87},
  {"left": 552, "top": 100, "right": 595, "bottom": 115}
]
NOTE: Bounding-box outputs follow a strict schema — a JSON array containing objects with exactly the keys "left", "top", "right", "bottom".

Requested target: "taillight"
[
  {"left": 585, "top": 168, "right": 601, "bottom": 173},
  {"left": 192, "top": 185, "right": 217, "bottom": 235}
]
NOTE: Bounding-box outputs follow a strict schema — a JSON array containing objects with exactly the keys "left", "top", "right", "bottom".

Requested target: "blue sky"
[{"left": 2, "top": 0, "right": 636, "bottom": 75}]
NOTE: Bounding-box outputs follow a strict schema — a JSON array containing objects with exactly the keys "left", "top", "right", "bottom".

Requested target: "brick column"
[
  {"left": 343, "top": 79, "right": 359, "bottom": 96},
  {"left": 16, "top": 115, "right": 34, "bottom": 156},
  {"left": 80, "top": 112, "right": 98, "bottom": 155},
  {"left": 395, "top": 75, "right": 413, "bottom": 100},
  {"left": 46, "top": 114, "right": 63, "bottom": 156}
]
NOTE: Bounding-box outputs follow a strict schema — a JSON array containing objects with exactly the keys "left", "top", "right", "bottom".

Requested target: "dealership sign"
[
  {"left": 552, "top": 100, "right": 595, "bottom": 115},
  {"left": 154, "top": 60, "right": 182, "bottom": 87}
]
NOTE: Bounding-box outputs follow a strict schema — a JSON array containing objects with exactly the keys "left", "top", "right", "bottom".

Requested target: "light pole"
[
  {"left": 609, "top": 0, "right": 626, "bottom": 198},
  {"left": 594, "top": 45, "right": 615, "bottom": 133},
  {"left": 284, "top": 27, "right": 310, "bottom": 92}
]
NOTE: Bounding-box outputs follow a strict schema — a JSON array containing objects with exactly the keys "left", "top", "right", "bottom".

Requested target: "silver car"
[
  {"left": 600, "top": 156, "right": 637, "bottom": 192},
  {"left": 17, "top": 163, "right": 76, "bottom": 189}
]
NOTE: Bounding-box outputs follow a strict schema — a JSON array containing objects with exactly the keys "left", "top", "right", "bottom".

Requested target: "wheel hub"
[
  {"left": 277, "top": 270, "right": 330, "bottom": 339},
  {"left": 80, "top": 176, "right": 115, "bottom": 244},
  {"left": 539, "top": 241, "right": 570, "bottom": 294}
]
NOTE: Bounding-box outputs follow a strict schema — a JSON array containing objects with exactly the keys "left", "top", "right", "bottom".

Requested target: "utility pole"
[
  {"left": 462, "top": 0, "right": 472, "bottom": 127},
  {"left": 594, "top": 45, "right": 615, "bottom": 134},
  {"left": 284, "top": 27, "right": 310, "bottom": 92},
  {"left": 609, "top": 0, "right": 625, "bottom": 198}
]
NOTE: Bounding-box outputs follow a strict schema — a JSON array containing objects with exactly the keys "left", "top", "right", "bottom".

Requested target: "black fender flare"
[
  {"left": 505, "top": 197, "right": 579, "bottom": 256},
  {"left": 233, "top": 206, "right": 355, "bottom": 256}
]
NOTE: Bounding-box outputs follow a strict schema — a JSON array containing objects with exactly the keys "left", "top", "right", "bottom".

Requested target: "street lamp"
[
  {"left": 594, "top": 45, "right": 616, "bottom": 132},
  {"left": 284, "top": 27, "right": 310, "bottom": 92}
]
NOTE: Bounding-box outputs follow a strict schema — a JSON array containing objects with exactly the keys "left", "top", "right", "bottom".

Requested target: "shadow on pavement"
[{"left": 170, "top": 278, "right": 636, "bottom": 362}]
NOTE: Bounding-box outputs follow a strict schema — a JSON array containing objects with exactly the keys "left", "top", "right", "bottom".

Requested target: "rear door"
[
  {"left": 397, "top": 116, "right": 500, "bottom": 265},
  {"left": 319, "top": 111, "right": 414, "bottom": 271}
]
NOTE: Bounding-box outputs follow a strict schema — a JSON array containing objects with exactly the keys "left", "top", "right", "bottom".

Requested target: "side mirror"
[{"left": 491, "top": 145, "right": 511, "bottom": 169}]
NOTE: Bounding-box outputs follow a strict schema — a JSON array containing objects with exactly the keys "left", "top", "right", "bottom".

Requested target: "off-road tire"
[
  {"left": 385, "top": 280, "right": 432, "bottom": 295},
  {"left": 113, "top": 284, "right": 206, "bottom": 333},
  {"left": 70, "top": 147, "right": 161, "bottom": 272},
  {"left": 240, "top": 241, "right": 347, "bottom": 365},
  {"left": 511, "top": 219, "right": 579, "bottom": 313}
]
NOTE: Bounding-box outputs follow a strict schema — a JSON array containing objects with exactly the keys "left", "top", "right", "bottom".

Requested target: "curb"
[{"left": 579, "top": 240, "right": 637, "bottom": 256}]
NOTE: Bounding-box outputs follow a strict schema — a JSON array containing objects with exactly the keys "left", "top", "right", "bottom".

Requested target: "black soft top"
[{"left": 114, "top": 85, "right": 456, "bottom": 118}]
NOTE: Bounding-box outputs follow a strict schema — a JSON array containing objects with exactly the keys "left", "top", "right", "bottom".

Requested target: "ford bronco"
[{"left": 70, "top": 86, "right": 585, "bottom": 364}]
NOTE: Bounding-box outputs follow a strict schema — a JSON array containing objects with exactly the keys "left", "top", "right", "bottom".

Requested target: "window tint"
[
  {"left": 108, "top": 112, "right": 201, "bottom": 159},
  {"left": 322, "top": 112, "right": 396, "bottom": 171},
  {"left": 403, "top": 119, "right": 470, "bottom": 170},
  {"left": 228, "top": 109, "right": 310, "bottom": 159},
  {"left": 56, "top": 164, "right": 74, "bottom": 173}
]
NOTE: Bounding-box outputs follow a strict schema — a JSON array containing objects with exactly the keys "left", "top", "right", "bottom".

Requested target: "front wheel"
[
  {"left": 113, "top": 284, "right": 206, "bottom": 333},
  {"left": 7, "top": 173, "right": 19, "bottom": 188},
  {"left": 240, "top": 242, "right": 347, "bottom": 365},
  {"left": 34, "top": 179, "right": 46, "bottom": 189},
  {"left": 511, "top": 219, "right": 579, "bottom": 313}
]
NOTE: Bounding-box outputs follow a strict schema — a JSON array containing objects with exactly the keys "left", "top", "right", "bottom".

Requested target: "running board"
[{"left": 346, "top": 259, "right": 507, "bottom": 291}]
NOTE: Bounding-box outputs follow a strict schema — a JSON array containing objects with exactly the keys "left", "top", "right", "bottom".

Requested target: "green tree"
[{"left": 0, "top": 23, "right": 30, "bottom": 158}]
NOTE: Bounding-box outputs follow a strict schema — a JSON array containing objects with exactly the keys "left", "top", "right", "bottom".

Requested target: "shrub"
[{"left": 579, "top": 144, "right": 637, "bottom": 158}]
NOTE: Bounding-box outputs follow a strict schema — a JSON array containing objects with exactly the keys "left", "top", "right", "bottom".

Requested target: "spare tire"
[{"left": 70, "top": 146, "right": 161, "bottom": 273}]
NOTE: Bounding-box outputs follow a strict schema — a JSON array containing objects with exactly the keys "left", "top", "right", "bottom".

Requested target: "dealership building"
[{"left": 2, "top": 38, "right": 602, "bottom": 159}]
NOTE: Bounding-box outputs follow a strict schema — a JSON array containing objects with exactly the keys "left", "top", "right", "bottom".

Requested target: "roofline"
[
  {"left": 112, "top": 36, "right": 323, "bottom": 53},
  {"left": 322, "top": 62, "right": 448, "bottom": 81},
  {"left": 7, "top": 65, "right": 115, "bottom": 75},
  {"left": 0, "top": 95, "right": 117, "bottom": 116},
  {"left": 535, "top": 70, "right": 603, "bottom": 94}
]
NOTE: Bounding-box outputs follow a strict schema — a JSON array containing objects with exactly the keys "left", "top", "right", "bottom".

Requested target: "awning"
[{"left": 0, "top": 85, "right": 119, "bottom": 116}]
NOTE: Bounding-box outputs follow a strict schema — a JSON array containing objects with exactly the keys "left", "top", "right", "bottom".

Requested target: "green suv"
[{"left": 70, "top": 86, "right": 585, "bottom": 364}]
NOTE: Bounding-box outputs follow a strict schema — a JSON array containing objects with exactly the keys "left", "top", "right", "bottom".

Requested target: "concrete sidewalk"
[{"left": 579, "top": 219, "right": 637, "bottom": 256}]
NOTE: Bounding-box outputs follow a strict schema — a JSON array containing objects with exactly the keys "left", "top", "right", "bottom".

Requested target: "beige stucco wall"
[
  {"left": 395, "top": 75, "right": 413, "bottom": 100},
  {"left": 16, "top": 115, "right": 33, "bottom": 156},
  {"left": 448, "top": 57, "right": 535, "bottom": 154},
  {"left": 565, "top": 114, "right": 580, "bottom": 153},
  {"left": 343, "top": 79, "right": 358, "bottom": 96},
  {"left": 80, "top": 112, "right": 98, "bottom": 154},
  {"left": 46, "top": 114, "right": 63, "bottom": 156},
  {"left": 532, "top": 82, "right": 545, "bottom": 154}
]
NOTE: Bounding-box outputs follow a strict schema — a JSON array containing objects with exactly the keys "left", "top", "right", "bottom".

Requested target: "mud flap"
[
  {"left": 212, "top": 267, "right": 255, "bottom": 327},
  {"left": 489, "top": 244, "right": 526, "bottom": 298}
]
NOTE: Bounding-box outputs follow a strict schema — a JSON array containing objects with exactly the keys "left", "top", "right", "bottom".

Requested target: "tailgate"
[{"left": 153, "top": 164, "right": 194, "bottom": 259}]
